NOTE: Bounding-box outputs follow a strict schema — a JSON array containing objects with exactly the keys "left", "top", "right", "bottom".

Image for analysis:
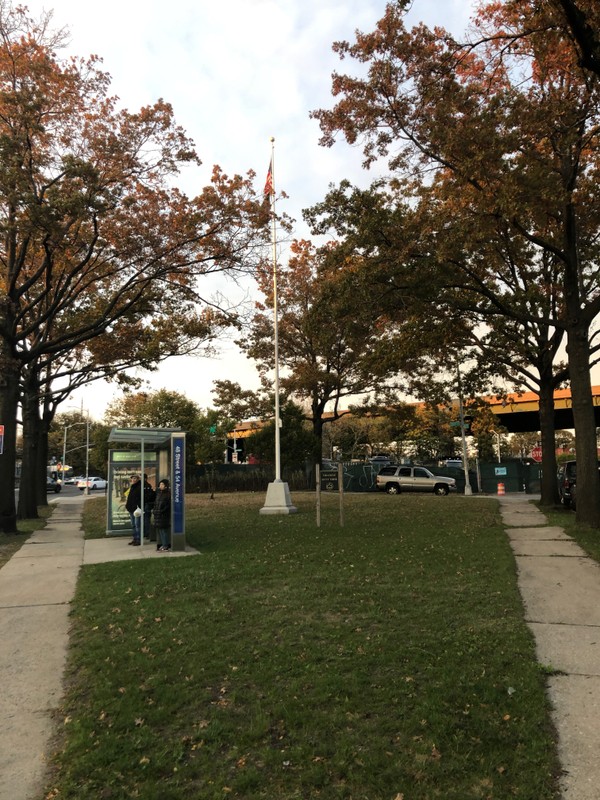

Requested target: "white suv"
[{"left": 376, "top": 465, "right": 456, "bottom": 495}]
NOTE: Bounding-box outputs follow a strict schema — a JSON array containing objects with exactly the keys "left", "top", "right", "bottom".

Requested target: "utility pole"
[{"left": 457, "top": 362, "right": 473, "bottom": 496}]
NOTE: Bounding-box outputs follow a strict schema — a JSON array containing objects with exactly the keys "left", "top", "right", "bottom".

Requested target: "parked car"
[
  {"left": 557, "top": 460, "right": 600, "bottom": 509},
  {"left": 46, "top": 477, "right": 62, "bottom": 493},
  {"left": 557, "top": 461, "right": 577, "bottom": 508},
  {"left": 77, "top": 476, "right": 108, "bottom": 491},
  {"left": 369, "top": 454, "right": 392, "bottom": 466},
  {"left": 376, "top": 465, "right": 457, "bottom": 495}
]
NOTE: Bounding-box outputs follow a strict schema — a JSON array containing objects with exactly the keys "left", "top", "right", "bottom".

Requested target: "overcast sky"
[{"left": 24, "top": 0, "right": 477, "bottom": 419}]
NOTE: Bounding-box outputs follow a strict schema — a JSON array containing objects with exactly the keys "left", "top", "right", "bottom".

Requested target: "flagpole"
[
  {"left": 260, "top": 136, "right": 296, "bottom": 515},
  {"left": 270, "top": 137, "right": 282, "bottom": 482}
]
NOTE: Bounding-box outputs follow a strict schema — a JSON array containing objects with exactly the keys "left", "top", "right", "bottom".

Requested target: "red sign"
[{"left": 531, "top": 446, "right": 542, "bottom": 462}]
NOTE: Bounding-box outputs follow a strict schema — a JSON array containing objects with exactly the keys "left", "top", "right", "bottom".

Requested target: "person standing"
[
  {"left": 142, "top": 474, "right": 156, "bottom": 542},
  {"left": 152, "top": 479, "right": 171, "bottom": 552},
  {"left": 125, "top": 475, "right": 142, "bottom": 545}
]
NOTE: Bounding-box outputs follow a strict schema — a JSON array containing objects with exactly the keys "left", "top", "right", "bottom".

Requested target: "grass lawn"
[
  {"left": 543, "top": 503, "right": 600, "bottom": 563},
  {"left": 46, "top": 493, "right": 560, "bottom": 799}
]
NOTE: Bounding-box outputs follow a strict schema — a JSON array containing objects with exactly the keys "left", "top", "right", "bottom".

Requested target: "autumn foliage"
[
  {"left": 311, "top": 0, "right": 600, "bottom": 524},
  {"left": 0, "top": 5, "right": 270, "bottom": 529}
]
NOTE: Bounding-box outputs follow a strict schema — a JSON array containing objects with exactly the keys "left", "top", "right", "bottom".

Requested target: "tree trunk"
[
  {"left": 562, "top": 194, "right": 600, "bottom": 527},
  {"left": 538, "top": 380, "right": 560, "bottom": 507},
  {"left": 17, "top": 387, "right": 40, "bottom": 520},
  {"left": 311, "top": 396, "right": 326, "bottom": 464},
  {"left": 567, "top": 323, "right": 600, "bottom": 526},
  {"left": 0, "top": 351, "right": 20, "bottom": 533}
]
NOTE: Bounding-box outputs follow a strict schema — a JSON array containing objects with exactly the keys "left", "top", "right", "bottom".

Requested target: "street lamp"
[
  {"left": 61, "top": 418, "right": 89, "bottom": 489},
  {"left": 85, "top": 416, "right": 90, "bottom": 495}
]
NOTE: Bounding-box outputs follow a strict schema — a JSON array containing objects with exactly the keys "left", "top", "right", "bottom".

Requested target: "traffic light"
[{"left": 463, "top": 415, "right": 474, "bottom": 434}]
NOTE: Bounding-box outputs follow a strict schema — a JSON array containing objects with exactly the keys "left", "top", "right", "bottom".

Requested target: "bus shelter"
[{"left": 107, "top": 427, "right": 187, "bottom": 551}]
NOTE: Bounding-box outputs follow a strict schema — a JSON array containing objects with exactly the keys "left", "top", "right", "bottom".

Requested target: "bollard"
[{"left": 497, "top": 482, "right": 505, "bottom": 496}]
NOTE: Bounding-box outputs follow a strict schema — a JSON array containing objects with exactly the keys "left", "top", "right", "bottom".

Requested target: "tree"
[
  {"left": 306, "top": 180, "right": 569, "bottom": 504},
  {"left": 240, "top": 239, "right": 386, "bottom": 463},
  {"left": 552, "top": 1, "right": 600, "bottom": 75},
  {"left": 506, "top": 432, "right": 543, "bottom": 460},
  {"left": 194, "top": 408, "right": 235, "bottom": 466},
  {"left": 244, "top": 401, "right": 317, "bottom": 472},
  {"left": 17, "top": 305, "right": 228, "bottom": 519},
  {"left": 312, "top": 1, "right": 600, "bottom": 524},
  {"left": 211, "top": 380, "right": 271, "bottom": 423},
  {"left": 401, "top": 403, "right": 456, "bottom": 463},
  {"left": 0, "top": 6, "right": 270, "bottom": 531},
  {"left": 105, "top": 390, "right": 202, "bottom": 465},
  {"left": 48, "top": 411, "right": 109, "bottom": 481}
]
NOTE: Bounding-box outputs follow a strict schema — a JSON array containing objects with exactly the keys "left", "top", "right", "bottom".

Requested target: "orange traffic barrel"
[{"left": 497, "top": 482, "right": 505, "bottom": 496}]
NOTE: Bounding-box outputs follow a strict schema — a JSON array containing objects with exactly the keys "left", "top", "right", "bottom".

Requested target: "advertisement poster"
[{"left": 107, "top": 452, "right": 157, "bottom": 535}]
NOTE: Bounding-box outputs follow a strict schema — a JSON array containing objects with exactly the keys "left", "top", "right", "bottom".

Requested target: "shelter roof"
[{"left": 108, "top": 427, "right": 183, "bottom": 448}]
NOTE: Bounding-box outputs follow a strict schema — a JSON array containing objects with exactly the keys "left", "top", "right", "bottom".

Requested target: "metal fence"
[{"left": 188, "top": 460, "right": 541, "bottom": 495}]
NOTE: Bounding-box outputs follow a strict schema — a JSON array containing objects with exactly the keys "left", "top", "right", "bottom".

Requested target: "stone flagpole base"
[{"left": 260, "top": 480, "right": 297, "bottom": 515}]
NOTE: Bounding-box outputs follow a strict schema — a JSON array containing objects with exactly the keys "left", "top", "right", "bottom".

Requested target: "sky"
[{"left": 24, "top": 0, "right": 477, "bottom": 420}]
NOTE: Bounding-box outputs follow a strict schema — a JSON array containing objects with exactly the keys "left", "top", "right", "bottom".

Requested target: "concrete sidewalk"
[
  {"left": 0, "top": 493, "right": 198, "bottom": 800},
  {"left": 499, "top": 494, "right": 600, "bottom": 800}
]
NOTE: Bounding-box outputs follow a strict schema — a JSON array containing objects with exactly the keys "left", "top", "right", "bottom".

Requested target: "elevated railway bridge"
[{"left": 485, "top": 387, "right": 600, "bottom": 433}]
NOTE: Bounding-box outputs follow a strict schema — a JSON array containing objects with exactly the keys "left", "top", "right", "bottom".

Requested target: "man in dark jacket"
[
  {"left": 125, "top": 475, "right": 142, "bottom": 544},
  {"left": 142, "top": 475, "right": 156, "bottom": 542}
]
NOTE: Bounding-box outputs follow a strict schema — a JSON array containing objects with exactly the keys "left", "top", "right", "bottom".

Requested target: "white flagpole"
[
  {"left": 270, "top": 137, "right": 282, "bottom": 482},
  {"left": 260, "top": 136, "right": 296, "bottom": 515}
]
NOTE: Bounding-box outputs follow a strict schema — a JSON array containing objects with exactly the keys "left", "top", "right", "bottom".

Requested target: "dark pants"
[{"left": 129, "top": 512, "right": 141, "bottom": 542}]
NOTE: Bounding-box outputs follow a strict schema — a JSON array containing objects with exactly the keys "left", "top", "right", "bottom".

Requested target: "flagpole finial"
[{"left": 270, "top": 136, "right": 275, "bottom": 142}]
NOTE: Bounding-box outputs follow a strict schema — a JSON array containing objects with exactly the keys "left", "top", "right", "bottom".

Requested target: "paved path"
[
  {"left": 0, "top": 493, "right": 198, "bottom": 800},
  {"left": 500, "top": 494, "right": 600, "bottom": 800}
]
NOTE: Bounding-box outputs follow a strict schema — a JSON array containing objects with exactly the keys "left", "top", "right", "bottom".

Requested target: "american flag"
[{"left": 264, "top": 159, "right": 274, "bottom": 196}]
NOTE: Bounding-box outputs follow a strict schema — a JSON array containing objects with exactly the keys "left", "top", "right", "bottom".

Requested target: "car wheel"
[
  {"left": 434, "top": 484, "right": 449, "bottom": 496},
  {"left": 386, "top": 483, "right": 400, "bottom": 495}
]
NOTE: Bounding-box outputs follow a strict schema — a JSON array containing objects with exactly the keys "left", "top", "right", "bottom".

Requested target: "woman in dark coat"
[
  {"left": 125, "top": 475, "right": 142, "bottom": 544},
  {"left": 152, "top": 479, "right": 171, "bottom": 551}
]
